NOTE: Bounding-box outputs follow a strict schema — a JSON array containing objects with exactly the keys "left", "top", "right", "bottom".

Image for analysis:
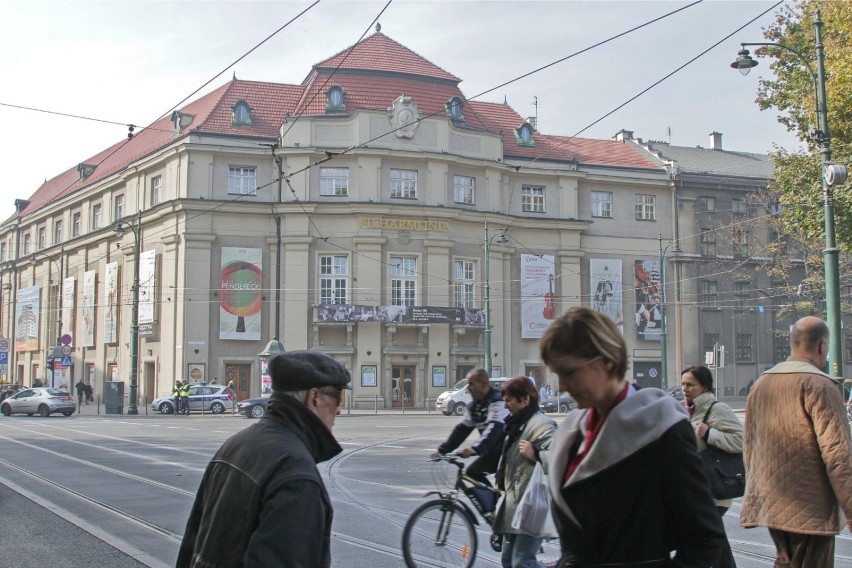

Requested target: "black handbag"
[{"left": 699, "top": 402, "right": 746, "bottom": 500}]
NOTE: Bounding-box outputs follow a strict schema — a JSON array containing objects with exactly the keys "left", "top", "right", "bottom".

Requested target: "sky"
[{"left": 0, "top": 0, "right": 805, "bottom": 222}]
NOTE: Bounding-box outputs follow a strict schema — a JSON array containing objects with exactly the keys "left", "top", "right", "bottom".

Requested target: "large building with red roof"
[{"left": 0, "top": 31, "right": 700, "bottom": 407}]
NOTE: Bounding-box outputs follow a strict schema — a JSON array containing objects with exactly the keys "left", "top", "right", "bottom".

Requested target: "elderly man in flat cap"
[{"left": 177, "top": 351, "right": 351, "bottom": 568}]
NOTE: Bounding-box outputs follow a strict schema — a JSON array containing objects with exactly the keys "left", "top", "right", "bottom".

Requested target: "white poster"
[
  {"left": 139, "top": 250, "right": 156, "bottom": 337},
  {"left": 104, "top": 262, "right": 118, "bottom": 344},
  {"left": 520, "top": 254, "right": 556, "bottom": 339},
  {"left": 62, "top": 277, "right": 76, "bottom": 345},
  {"left": 82, "top": 270, "right": 96, "bottom": 347},
  {"left": 590, "top": 259, "right": 623, "bottom": 333},
  {"left": 15, "top": 286, "right": 41, "bottom": 352}
]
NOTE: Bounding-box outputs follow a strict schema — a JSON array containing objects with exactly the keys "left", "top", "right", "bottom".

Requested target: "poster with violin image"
[
  {"left": 520, "top": 254, "right": 556, "bottom": 339},
  {"left": 634, "top": 258, "right": 662, "bottom": 341}
]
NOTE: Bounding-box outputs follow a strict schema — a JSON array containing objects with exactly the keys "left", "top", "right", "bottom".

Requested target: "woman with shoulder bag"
[
  {"left": 493, "top": 376, "right": 557, "bottom": 568},
  {"left": 681, "top": 364, "right": 744, "bottom": 568}
]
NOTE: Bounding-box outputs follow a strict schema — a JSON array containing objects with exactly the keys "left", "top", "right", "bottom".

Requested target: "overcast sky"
[{"left": 1, "top": 0, "right": 803, "bottom": 222}]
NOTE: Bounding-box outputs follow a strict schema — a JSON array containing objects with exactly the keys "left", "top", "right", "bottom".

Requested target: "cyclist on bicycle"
[{"left": 431, "top": 368, "right": 508, "bottom": 487}]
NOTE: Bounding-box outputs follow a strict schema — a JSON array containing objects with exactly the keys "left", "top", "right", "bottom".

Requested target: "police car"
[{"left": 151, "top": 384, "right": 234, "bottom": 414}]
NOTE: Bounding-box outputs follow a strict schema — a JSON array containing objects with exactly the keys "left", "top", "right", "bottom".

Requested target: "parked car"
[
  {"left": 435, "top": 377, "right": 509, "bottom": 416},
  {"left": 541, "top": 393, "right": 576, "bottom": 413},
  {"left": 667, "top": 386, "right": 684, "bottom": 402},
  {"left": 237, "top": 397, "right": 270, "bottom": 418},
  {"left": 151, "top": 385, "right": 234, "bottom": 415},
  {"left": 0, "top": 388, "right": 76, "bottom": 417}
]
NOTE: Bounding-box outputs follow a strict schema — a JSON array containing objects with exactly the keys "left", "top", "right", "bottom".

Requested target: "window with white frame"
[
  {"left": 92, "top": 204, "right": 102, "bottom": 230},
  {"left": 0, "top": 242, "right": 5, "bottom": 263},
  {"left": 701, "top": 280, "right": 718, "bottom": 308},
  {"left": 591, "top": 191, "right": 612, "bottom": 218},
  {"left": 72, "top": 213, "right": 81, "bottom": 237},
  {"left": 37, "top": 227, "right": 46, "bottom": 250},
  {"left": 698, "top": 196, "right": 716, "bottom": 212},
  {"left": 453, "top": 260, "right": 476, "bottom": 308},
  {"left": 521, "top": 185, "right": 545, "bottom": 212},
  {"left": 114, "top": 194, "right": 125, "bottom": 221},
  {"left": 54, "top": 220, "right": 63, "bottom": 245},
  {"left": 390, "top": 169, "right": 417, "bottom": 199},
  {"left": 23, "top": 234, "right": 31, "bottom": 255},
  {"left": 635, "top": 194, "right": 655, "bottom": 220},
  {"left": 228, "top": 166, "right": 257, "bottom": 195},
  {"left": 319, "top": 255, "right": 348, "bottom": 305},
  {"left": 320, "top": 168, "right": 349, "bottom": 196},
  {"left": 151, "top": 176, "right": 162, "bottom": 206},
  {"left": 700, "top": 229, "right": 716, "bottom": 257},
  {"left": 453, "top": 175, "right": 475, "bottom": 205},
  {"left": 732, "top": 199, "right": 746, "bottom": 214},
  {"left": 390, "top": 256, "right": 417, "bottom": 306}
]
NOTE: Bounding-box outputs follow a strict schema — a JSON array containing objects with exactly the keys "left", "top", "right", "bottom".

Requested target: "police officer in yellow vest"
[
  {"left": 172, "top": 380, "right": 183, "bottom": 416},
  {"left": 180, "top": 380, "right": 191, "bottom": 415}
]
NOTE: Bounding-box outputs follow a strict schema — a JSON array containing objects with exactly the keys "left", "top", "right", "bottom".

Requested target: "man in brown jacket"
[{"left": 741, "top": 316, "right": 852, "bottom": 567}]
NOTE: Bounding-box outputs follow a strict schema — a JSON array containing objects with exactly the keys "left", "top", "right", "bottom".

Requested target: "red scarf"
[{"left": 564, "top": 383, "right": 630, "bottom": 483}]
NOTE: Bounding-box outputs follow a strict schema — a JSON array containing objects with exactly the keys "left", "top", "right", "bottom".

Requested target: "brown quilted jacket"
[{"left": 740, "top": 358, "right": 852, "bottom": 534}]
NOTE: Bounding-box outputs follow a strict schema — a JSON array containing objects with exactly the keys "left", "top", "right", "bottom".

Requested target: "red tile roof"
[{"left": 545, "top": 135, "right": 662, "bottom": 169}]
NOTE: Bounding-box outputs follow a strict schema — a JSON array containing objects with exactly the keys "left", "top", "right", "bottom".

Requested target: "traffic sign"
[
  {"left": 0, "top": 353, "right": 7, "bottom": 364},
  {"left": 0, "top": 338, "right": 8, "bottom": 351},
  {"left": 61, "top": 355, "right": 73, "bottom": 367},
  {"left": 61, "top": 334, "right": 73, "bottom": 346},
  {"left": 61, "top": 345, "right": 72, "bottom": 356}
]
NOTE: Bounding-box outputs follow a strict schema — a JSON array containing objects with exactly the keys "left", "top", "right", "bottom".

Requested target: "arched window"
[
  {"left": 445, "top": 97, "right": 464, "bottom": 122},
  {"left": 515, "top": 123, "right": 535, "bottom": 147},
  {"left": 231, "top": 100, "right": 252, "bottom": 127},
  {"left": 326, "top": 86, "right": 346, "bottom": 113}
]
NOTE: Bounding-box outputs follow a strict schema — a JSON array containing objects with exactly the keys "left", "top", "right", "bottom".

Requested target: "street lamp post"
[
  {"left": 483, "top": 223, "right": 508, "bottom": 377},
  {"left": 732, "top": 8, "right": 848, "bottom": 376},
  {"left": 114, "top": 211, "right": 142, "bottom": 415},
  {"left": 33, "top": 249, "right": 64, "bottom": 387}
]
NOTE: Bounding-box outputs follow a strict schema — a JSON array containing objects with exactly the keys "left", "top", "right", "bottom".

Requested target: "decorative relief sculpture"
[{"left": 388, "top": 95, "right": 420, "bottom": 139}]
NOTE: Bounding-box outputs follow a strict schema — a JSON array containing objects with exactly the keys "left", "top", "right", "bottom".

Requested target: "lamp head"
[
  {"left": 496, "top": 230, "right": 509, "bottom": 245},
  {"left": 113, "top": 223, "right": 125, "bottom": 236},
  {"left": 731, "top": 48, "right": 758, "bottom": 76}
]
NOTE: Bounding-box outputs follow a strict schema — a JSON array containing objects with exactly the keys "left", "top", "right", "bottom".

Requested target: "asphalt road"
[{"left": 0, "top": 408, "right": 849, "bottom": 567}]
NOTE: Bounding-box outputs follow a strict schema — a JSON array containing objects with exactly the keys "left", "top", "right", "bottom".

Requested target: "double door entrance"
[
  {"left": 391, "top": 365, "right": 415, "bottom": 408},
  {"left": 225, "top": 364, "right": 252, "bottom": 401}
]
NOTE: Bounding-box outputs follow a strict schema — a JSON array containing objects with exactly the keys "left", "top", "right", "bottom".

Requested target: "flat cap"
[{"left": 270, "top": 351, "right": 352, "bottom": 392}]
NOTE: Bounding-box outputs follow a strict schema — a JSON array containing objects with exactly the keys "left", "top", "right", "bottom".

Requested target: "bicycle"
[{"left": 402, "top": 454, "right": 561, "bottom": 568}]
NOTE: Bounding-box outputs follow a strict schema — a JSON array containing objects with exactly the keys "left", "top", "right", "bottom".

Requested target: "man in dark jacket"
[
  {"left": 177, "top": 350, "right": 351, "bottom": 568},
  {"left": 432, "top": 368, "right": 508, "bottom": 487}
]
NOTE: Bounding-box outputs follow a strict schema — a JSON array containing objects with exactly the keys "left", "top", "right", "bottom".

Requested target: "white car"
[
  {"left": 435, "top": 377, "right": 509, "bottom": 416},
  {"left": 0, "top": 388, "right": 76, "bottom": 417},
  {"left": 151, "top": 385, "right": 234, "bottom": 414}
]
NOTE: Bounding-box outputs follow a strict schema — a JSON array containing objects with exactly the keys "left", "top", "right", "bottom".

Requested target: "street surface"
[{"left": 0, "top": 407, "right": 849, "bottom": 567}]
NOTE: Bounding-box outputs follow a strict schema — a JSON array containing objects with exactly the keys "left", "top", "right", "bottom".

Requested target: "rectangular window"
[
  {"left": 521, "top": 186, "right": 545, "bottom": 212},
  {"left": 151, "top": 176, "right": 162, "bottom": 206},
  {"left": 732, "top": 199, "right": 746, "bottom": 214},
  {"left": 0, "top": 242, "right": 6, "bottom": 262},
  {"left": 92, "top": 204, "right": 102, "bottom": 230},
  {"left": 735, "top": 281, "right": 751, "bottom": 309},
  {"left": 699, "top": 196, "right": 716, "bottom": 212},
  {"left": 37, "top": 227, "right": 46, "bottom": 250},
  {"left": 114, "top": 194, "right": 125, "bottom": 221},
  {"left": 390, "top": 169, "right": 417, "bottom": 199},
  {"left": 228, "top": 166, "right": 257, "bottom": 195},
  {"left": 320, "top": 167, "right": 349, "bottom": 196},
  {"left": 775, "top": 331, "right": 790, "bottom": 363},
  {"left": 319, "top": 255, "right": 348, "bottom": 305},
  {"left": 736, "top": 334, "right": 753, "bottom": 362},
  {"left": 700, "top": 229, "right": 716, "bottom": 257},
  {"left": 72, "top": 213, "right": 81, "bottom": 237},
  {"left": 591, "top": 191, "right": 612, "bottom": 218},
  {"left": 845, "top": 332, "right": 852, "bottom": 363},
  {"left": 634, "top": 194, "right": 656, "bottom": 220},
  {"left": 23, "top": 234, "right": 31, "bottom": 256},
  {"left": 453, "top": 175, "right": 475, "bottom": 205},
  {"left": 733, "top": 229, "right": 750, "bottom": 258},
  {"left": 54, "top": 220, "right": 63, "bottom": 245},
  {"left": 390, "top": 256, "right": 417, "bottom": 306},
  {"left": 701, "top": 280, "right": 718, "bottom": 308},
  {"left": 453, "top": 260, "right": 476, "bottom": 308}
]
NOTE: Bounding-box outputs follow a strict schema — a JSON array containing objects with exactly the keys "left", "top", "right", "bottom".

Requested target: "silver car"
[
  {"left": 151, "top": 385, "right": 234, "bottom": 415},
  {"left": 0, "top": 388, "right": 76, "bottom": 417}
]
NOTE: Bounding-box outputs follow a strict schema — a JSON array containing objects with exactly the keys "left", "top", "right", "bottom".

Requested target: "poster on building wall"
[
  {"left": 138, "top": 250, "right": 156, "bottom": 337},
  {"left": 14, "top": 286, "right": 40, "bottom": 352},
  {"left": 220, "top": 247, "right": 262, "bottom": 341},
  {"left": 61, "top": 277, "right": 76, "bottom": 345},
  {"left": 590, "top": 259, "right": 623, "bottom": 333},
  {"left": 634, "top": 258, "right": 662, "bottom": 341},
  {"left": 316, "top": 304, "right": 484, "bottom": 325},
  {"left": 104, "top": 262, "right": 119, "bottom": 344},
  {"left": 520, "top": 254, "right": 556, "bottom": 339},
  {"left": 82, "top": 270, "right": 96, "bottom": 347}
]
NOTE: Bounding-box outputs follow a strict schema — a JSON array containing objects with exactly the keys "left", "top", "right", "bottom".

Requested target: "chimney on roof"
[
  {"left": 614, "top": 129, "right": 634, "bottom": 142},
  {"left": 710, "top": 131, "right": 723, "bottom": 150},
  {"left": 526, "top": 116, "right": 537, "bottom": 131}
]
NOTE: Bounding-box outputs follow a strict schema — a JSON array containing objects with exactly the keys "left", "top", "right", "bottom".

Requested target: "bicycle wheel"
[
  {"left": 536, "top": 535, "right": 562, "bottom": 567},
  {"left": 402, "top": 499, "right": 477, "bottom": 568}
]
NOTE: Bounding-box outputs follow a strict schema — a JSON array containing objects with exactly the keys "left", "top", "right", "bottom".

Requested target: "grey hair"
[{"left": 279, "top": 389, "right": 310, "bottom": 405}]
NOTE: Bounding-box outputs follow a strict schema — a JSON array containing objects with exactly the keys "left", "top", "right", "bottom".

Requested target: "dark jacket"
[
  {"left": 177, "top": 395, "right": 342, "bottom": 568},
  {"left": 548, "top": 388, "right": 725, "bottom": 567},
  {"left": 438, "top": 387, "right": 508, "bottom": 456}
]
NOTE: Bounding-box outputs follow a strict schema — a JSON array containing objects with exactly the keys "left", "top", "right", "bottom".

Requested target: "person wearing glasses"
[
  {"left": 178, "top": 351, "right": 351, "bottom": 568},
  {"left": 539, "top": 307, "right": 725, "bottom": 567}
]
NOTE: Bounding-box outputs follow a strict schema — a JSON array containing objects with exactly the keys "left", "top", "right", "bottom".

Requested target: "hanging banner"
[
  {"left": 220, "top": 247, "right": 262, "bottom": 341},
  {"left": 82, "top": 270, "right": 96, "bottom": 347},
  {"left": 317, "top": 304, "right": 483, "bottom": 324},
  {"left": 520, "top": 254, "right": 556, "bottom": 339},
  {"left": 62, "top": 277, "right": 76, "bottom": 345},
  {"left": 590, "top": 259, "right": 623, "bottom": 333},
  {"left": 15, "top": 286, "right": 41, "bottom": 352},
  {"left": 138, "top": 250, "right": 157, "bottom": 337},
  {"left": 104, "top": 262, "right": 119, "bottom": 344},
  {"left": 634, "top": 258, "right": 662, "bottom": 341}
]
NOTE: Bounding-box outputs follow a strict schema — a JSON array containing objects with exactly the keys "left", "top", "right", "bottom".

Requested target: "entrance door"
[
  {"left": 225, "top": 364, "right": 252, "bottom": 400},
  {"left": 391, "top": 365, "right": 415, "bottom": 408},
  {"left": 144, "top": 362, "right": 156, "bottom": 404}
]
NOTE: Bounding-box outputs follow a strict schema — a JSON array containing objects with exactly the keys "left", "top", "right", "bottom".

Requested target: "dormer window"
[
  {"left": 326, "top": 86, "right": 346, "bottom": 113},
  {"left": 445, "top": 97, "right": 464, "bottom": 122},
  {"left": 77, "top": 163, "right": 96, "bottom": 180},
  {"left": 231, "top": 100, "right": 252, "bottom": 127},
  {"left": 171, "top": 110, "right": 195, "bottom": 132},
  {"left": 514, "top": 123, "right": 535, "bottom": 147}
]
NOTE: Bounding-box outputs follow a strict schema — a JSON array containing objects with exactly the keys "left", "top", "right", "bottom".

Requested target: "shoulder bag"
[{"left": 699, "top": 401, "right": 746, "bottom": 499}]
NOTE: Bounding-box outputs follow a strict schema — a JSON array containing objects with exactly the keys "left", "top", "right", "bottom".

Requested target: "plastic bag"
[{"left": 511, "top": 463, "right": 557, "bottom": 537}]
